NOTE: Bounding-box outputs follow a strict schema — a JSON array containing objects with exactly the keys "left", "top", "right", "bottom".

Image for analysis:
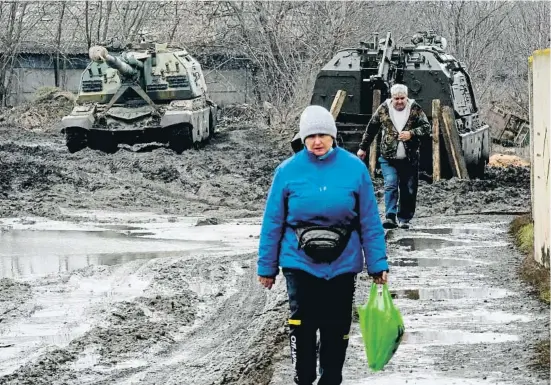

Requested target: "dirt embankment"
[
  {"left": 0, "top": 122, "right": 290, "bottom": 221},
  {"left": 416, "top": 165, "right": 530, "bottom": 217},
  {"left": 0, "top": 88, "right": 75, "bottom": 133},
  {"left": 0, "top": 278, "right": 33, "bottom": 325}
]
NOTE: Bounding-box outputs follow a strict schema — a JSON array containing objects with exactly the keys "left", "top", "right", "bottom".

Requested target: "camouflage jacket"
[{"left": 358, "top": 100, "right": 431, "bottom": 162}]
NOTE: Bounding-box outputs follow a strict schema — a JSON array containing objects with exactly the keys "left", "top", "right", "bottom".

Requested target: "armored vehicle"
[
  {"left": 486, "top": 102, "right": 530, "bottom": 147},
  {"left": 293, "top": 31, "right": 490, "bottom": 179},
  {"left": 61, "top": 39, "right": 217, "bottom": 153}
]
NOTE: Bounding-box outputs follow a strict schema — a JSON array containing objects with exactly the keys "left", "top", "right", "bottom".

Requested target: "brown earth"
[{"left": 489, "top": 153, "right": 531, "bottom": 168}]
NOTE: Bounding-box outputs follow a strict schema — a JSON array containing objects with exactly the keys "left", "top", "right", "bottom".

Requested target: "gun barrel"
[
  {"left": 104, "top": 54, "right": 136, "bottom": 75},
  {"left": 89, "top": 45, "right": 137, "bottom": 76}
]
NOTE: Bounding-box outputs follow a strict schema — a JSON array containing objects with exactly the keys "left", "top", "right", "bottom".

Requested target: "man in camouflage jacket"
[{"left": 357, "top": 84, "right": 431, "bottom": 229}]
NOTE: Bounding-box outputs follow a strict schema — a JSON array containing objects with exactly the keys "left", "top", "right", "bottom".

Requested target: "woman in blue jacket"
[{"left": 257, "top": 105, "right": 389, "bottom": 385}]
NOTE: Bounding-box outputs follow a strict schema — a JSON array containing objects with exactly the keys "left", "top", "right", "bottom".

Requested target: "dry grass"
[
  {"left": 489, "top": 154, "right": 530, "bottom": 168},
  {"left": 535, "top": 339, "right": 550, "bottom": 368},
  {"left": 510, "top": 215, "right": 550, "bottom": 304},
  {"left": 0, "top": 86, "right": 75, "bottom": 132},
  {"left": 510, "top": 214, "right": 550, "bottom": 370}
]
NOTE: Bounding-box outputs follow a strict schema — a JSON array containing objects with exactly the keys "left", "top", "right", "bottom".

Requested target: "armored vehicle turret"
[
  {"left": 61, "top": 40, "right": 217, "bottom": 153},
  {"left": 294, "top": 31, "right": 490, "bottom": 179}
]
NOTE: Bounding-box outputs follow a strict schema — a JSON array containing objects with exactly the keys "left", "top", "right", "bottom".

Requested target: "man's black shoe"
[{"left": 382, "top": 216, "right": 398, "bottom": 229}]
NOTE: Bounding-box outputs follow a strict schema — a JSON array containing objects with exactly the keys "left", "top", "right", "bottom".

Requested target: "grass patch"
[
  {"left": 535, "top": 339, "right": 550, "bottom": 368},
  {"left": 510, "top": 214, "right": 550, "bottom": 370},
  {"left": 510, "top": 214, "right": 550, "bottom": 304}
]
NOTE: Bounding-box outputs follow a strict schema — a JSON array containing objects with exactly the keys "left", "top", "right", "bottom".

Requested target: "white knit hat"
[{"left": 298, "top": 105, "right": 337, "bottom": 142}]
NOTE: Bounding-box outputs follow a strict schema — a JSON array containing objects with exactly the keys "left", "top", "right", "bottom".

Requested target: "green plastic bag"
[{"left": 357, "top": 283, "right": 405, "bottom": 371}]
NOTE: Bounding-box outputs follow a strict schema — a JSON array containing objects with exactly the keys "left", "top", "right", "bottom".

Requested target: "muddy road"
[
  {"left": 0, "top": 214, "right": 548, "bottom": 385},
  {"left": 0, "top": 120, "right": 547, "bottom": 384},
  {"left": 270, "top": 216, "right": 550, "bottom": 385}
]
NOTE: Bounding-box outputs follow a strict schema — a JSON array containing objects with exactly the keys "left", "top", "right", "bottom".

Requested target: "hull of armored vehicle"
[
  {"left": 304, "top": 32, "right": 491, "bottom": 179},
  {"left": 61, "top": 98, "right": 216, "bottom": 153}
]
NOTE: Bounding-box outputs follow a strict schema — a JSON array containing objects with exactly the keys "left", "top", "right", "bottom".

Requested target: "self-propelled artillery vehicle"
[
  {"left": 61, "top": 39, "right": 217, "bottom": 153},
  {"left": 293, "top": 31, "right": 490, "bottom": 179}
]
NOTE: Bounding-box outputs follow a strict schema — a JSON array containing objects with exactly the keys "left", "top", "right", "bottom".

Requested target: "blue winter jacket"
[{"left": 257, "top": 147, "right": 388, "bottom": 280}]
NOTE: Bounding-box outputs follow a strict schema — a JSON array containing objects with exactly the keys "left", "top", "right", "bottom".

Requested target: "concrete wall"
[
  {"left": 529, "top": 48, "right": 550, "bottom": 268},
  {"left": 8, "top": 66, "right": 252, "bottom": 108},
  {"left": 204, "top": 68, "right": 253, "bottom": 106}
]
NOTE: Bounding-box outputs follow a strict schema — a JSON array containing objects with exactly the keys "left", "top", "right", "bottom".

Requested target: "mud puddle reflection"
[
  {"left": 0, "top": 229, "right": 224, "bottom": 279},
  {"left": 350, "top": 374, "right": 501, "bottom": 385},
  {"left": 390, "top": 287, "right": 510, "bottom": 300},
  {"left": 388, "top": 257, "right": 475, "bottom": 267},
  {"left": 420, "top": 310, "right": 532, "bottom": 324},
  {"left": 391, "top": 237, "right": 472, "bottom": 251},
  {"left": 402, "top": 329, "right": 519, "bottom": 345},
  {"left": 409, "top": 227, "right": 493, "bottom": 236}
]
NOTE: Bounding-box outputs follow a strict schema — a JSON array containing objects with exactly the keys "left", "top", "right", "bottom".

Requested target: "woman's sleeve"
[
  {"left": 357, "top": 166, "right": 389, "bottom": 275},
  {"left": 257, "top": 166, "right": 286, "bottom": 278}
]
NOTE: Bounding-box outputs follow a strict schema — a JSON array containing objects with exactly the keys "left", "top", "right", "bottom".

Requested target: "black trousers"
[{"left": 283, "top": 268, "right": 357, "bottom": 385}]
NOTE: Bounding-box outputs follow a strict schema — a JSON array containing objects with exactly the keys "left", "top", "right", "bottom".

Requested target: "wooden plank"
[
  {"left": 369, "top": 89, "right": 381, "bottom": 177},
  {"left": 432, "top": 99, "right": 441, "bottom": 182},
  {"left": 441, "top": 105, "right": 470, "bottom": 179},
  {"left": 440, "top": 109, "right": 457, "bottom": 177},
  {"left": 330, "top": 90, "right": 347, "bottom": 118}
]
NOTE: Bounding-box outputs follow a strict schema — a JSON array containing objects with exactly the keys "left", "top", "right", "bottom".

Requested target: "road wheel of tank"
[
  {"left": 169, "top": 124, "right": 193, "bottom": 154},
  {"left": 95, "top": 132, "right": 119, "bottom": 154},
  {"left": 66, "top": 129, "right": 87, "bottom": 153},
  {"left": 101, "top": 141, "right": 119, "bottom": 154}
]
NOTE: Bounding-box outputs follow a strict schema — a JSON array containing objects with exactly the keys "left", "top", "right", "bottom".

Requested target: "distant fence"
[{"left": 529, "top": 48, "right": 550, "bottom": 268}]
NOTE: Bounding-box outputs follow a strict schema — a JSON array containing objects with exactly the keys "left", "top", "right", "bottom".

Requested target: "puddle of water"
[
  {"left": 100, "top": 225, "right": 145, "bottom": 231},
  {"left": 350, "top": 374, "right": 501, "bottom": 385},
  {"left": 402, "top": 329, "right": 519, "bottom": 345},
  {"left": 391, "top": 237, "right": 470, "bottom": 251},
  {"left": 0, "top": 230, "right": 223, "bottom": 279},
  {"left": 390, "top": 287, "right": 509, "bottom": 301},
  {"left": 389, "top": 257, "right": 475, "bottom": 267},
  {"left": 409, "top": 227, "right": 488, "bottom": 236},
  {"left": 350, "top": 329, "right": 518, "bottom": 350},
  {"left": 55, "top": 209, "right": 202, "bottom": 225},
  {"left": 420, "top": 310, "right": 532, "bottom": 324}
]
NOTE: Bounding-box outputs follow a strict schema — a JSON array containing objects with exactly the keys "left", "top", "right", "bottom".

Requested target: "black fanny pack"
[{"left": 292, "top": 224, "right": 356, "bottom": 264}]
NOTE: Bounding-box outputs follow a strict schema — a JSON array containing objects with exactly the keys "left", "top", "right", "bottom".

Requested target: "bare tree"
[
  {"left": 206, "top": 1, "right": 392, "bottom": 125},
  {"left": 500, "top": 1, "right": 550, "bottom": 114},
  {"left": 0, "top": 2, "right": 45, "bottom": 106},
  {"left": 54, "top": 1, "right": 66, "bottom": 87}
]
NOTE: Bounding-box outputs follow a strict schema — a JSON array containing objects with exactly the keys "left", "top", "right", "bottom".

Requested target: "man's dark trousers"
[
  {"left": 378, "top": 155, "right": 419, "bottom": 223},
  {"left": 283, "top": 268, "right": 357, "bottom": 385}
]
